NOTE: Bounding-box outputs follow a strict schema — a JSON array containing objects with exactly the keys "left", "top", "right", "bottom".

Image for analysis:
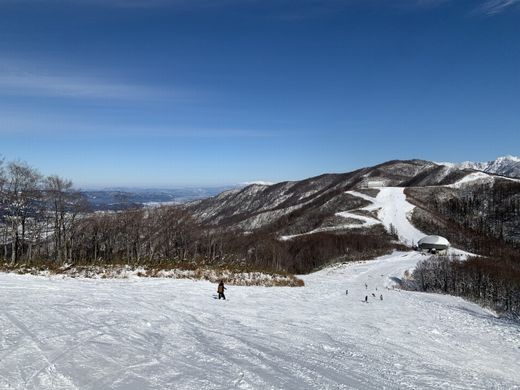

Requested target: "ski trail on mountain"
[
  {"left": 372, "top": 188, "right": 425, "bottom": 246},
  {"left": 282, "top": 187, "right": 426, "bottom": 246}
]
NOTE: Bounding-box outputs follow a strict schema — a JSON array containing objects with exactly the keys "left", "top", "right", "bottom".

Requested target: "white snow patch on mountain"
[{"left": 446, "top": 171, "right": 495, "bottom": 188}]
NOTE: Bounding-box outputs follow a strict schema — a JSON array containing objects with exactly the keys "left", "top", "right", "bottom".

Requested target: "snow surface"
[
  {"left": 1, "top": 251, "right": 519, "bottom": 389},
  {"left": 1, "top": 187, "right": 518, "bottom": 389},
  {"left": 374, "top": 188, "right": 425, "bottom": 246},
  {"left": 447, "top": 171, "right": 520, "bottom": 188}
]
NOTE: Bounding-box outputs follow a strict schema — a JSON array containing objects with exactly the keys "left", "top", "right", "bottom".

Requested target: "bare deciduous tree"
[{"left": 3, "top": 162, "right": 42, "bottom": 264}]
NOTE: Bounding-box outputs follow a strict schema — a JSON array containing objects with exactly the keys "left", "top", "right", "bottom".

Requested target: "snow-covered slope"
[
  {"left": 446, "top": 171, "right": 496, "bottom": 188},
  {"left": 375, "top": 188, "right": 425, "bottom": 245},
  {"left": 1, "top": 251, "right": 518, "bottom": 389}
]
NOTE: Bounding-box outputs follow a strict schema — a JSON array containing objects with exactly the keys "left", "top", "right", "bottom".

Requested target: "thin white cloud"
[
  {"left": 0, "top": 0, "right": 450, "bottom": 8},
  {"left": 478, "top": 0, "right": 520, "bottom": 14},
  {"left": 0, "top": 0, "right": 224, "bottom": 7},
  {"left": 0, "top": 0, "right": 516, "bottom": 15},
  {"left": 0, "top": 112, "right": 275, "bottom": 138},
  {"left": 0, "top": 71, "right": 183, "bottom": 101}
]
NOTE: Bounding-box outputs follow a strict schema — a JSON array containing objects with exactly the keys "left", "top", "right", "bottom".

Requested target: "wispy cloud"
[
  {"left": 0, "top": 0, "right": 225, "bottom": 8},
  {"left": 0, "top": 0, "right": 446, "bottom": 8},
  {"left": 1, "top": 0, "right": 517, "bottom": 15},
  {"left": 478, "top": 0, "right": 520, "bottom": 14},
  {"left": 265, "top": 0, "right": 517, "bottom": 20},
  {"left": 0, "top": 72, "right": 182, "bottom": 101},
  {"left": 0, "top": 112, "right": 275, "bottom": 139},
  {"left": 0, "top": 61, "right": 192, "bottom": 102}
]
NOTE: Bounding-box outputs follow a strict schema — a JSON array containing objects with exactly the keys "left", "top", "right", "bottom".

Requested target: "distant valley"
[{"left": 81, "top": 186, "right": 234, "bottom": 211}]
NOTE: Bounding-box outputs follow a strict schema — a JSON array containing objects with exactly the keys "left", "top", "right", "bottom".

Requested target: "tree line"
[{"left": 404, "top": 255, "right": 520, "bottom": 318}]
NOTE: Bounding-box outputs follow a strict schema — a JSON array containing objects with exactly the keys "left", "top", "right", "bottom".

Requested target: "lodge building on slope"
[{"left": 417, "top": 235, "right": 450, "bottom": 254}]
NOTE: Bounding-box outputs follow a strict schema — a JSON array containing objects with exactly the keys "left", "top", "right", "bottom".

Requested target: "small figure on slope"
[
  {"left": 380, "top": 294, "right": 383, "bottom": 301},
  {"left": 217, "top": 280, "right": 227, "bottom": 300},
  {"left": 346, "top": 289, "right": 349, "bottom": 295},
  {"left": 365, "top": 295, "right": 368, "bottom": 303}
]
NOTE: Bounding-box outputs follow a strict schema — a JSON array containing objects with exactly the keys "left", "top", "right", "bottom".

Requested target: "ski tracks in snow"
[{"left": 1, "top": 258, "right": 519, "bottom": 389}]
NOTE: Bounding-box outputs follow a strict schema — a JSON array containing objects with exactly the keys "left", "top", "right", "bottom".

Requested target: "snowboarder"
[
  {"left": 365, "top": 295, "right": 368, "bottom": 303},
  {"left": 346, "top": 289, "right": 348, "bottom": 295},
  {"left": 380, "top": 294, "right": 383, "bottom": 301},
  {"left": 217, "top": 281, "right": 226, "bottom": 300}
]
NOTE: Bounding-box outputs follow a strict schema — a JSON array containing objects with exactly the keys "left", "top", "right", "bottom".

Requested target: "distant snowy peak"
[
  {"left": 241, "top": 181, "right": 274, "bottom": 186},
  {"left": 481, "top": 156, "right": 520, "bottom": 178},
  {"left": 442, "top": 156, "right": 520, "bottom": 179}
]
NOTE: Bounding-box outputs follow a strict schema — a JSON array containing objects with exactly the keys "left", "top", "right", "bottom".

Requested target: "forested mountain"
[
  {"left": 407, "top": 181, "right": 520, "bottom": 254},
  {"left": 186, "top": 159, "right": 464, "bottom": 231},
  {"left": 186, "top": 159, "right": 519, "bottom": 248},
  {"left": 1, "top": 157, "right": 518, "bottom": 275}
]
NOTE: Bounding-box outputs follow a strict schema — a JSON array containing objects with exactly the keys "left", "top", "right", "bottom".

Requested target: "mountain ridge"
[
  {"left": 184, "top": 158, "right": 520, "bottom": 258},
  {"left": 440, "top": 155, "right": 520, "bottom": 178}
]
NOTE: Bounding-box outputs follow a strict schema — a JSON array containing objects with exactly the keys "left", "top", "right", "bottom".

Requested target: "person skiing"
[
  {"left": 365, "top": 295, "right": 368, "bottom": 303},
  {"left": 380, "top": 294, "right": 383, "bottom": 301},
  {"left": 217, "top": 280, "right": 226, "bottom": 300},
  {"left": 345, "top": 289, "right": 349, "bottom": 295}
]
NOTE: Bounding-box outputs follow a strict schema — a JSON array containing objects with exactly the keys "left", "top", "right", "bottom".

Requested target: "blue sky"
[{"left": 1, "top": 0, "right": 519, "bottom": 187}]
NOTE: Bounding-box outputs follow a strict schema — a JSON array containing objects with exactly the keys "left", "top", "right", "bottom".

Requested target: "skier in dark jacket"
[{"left": 217, "top": 281, "right": 226, "bottom": 300}]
